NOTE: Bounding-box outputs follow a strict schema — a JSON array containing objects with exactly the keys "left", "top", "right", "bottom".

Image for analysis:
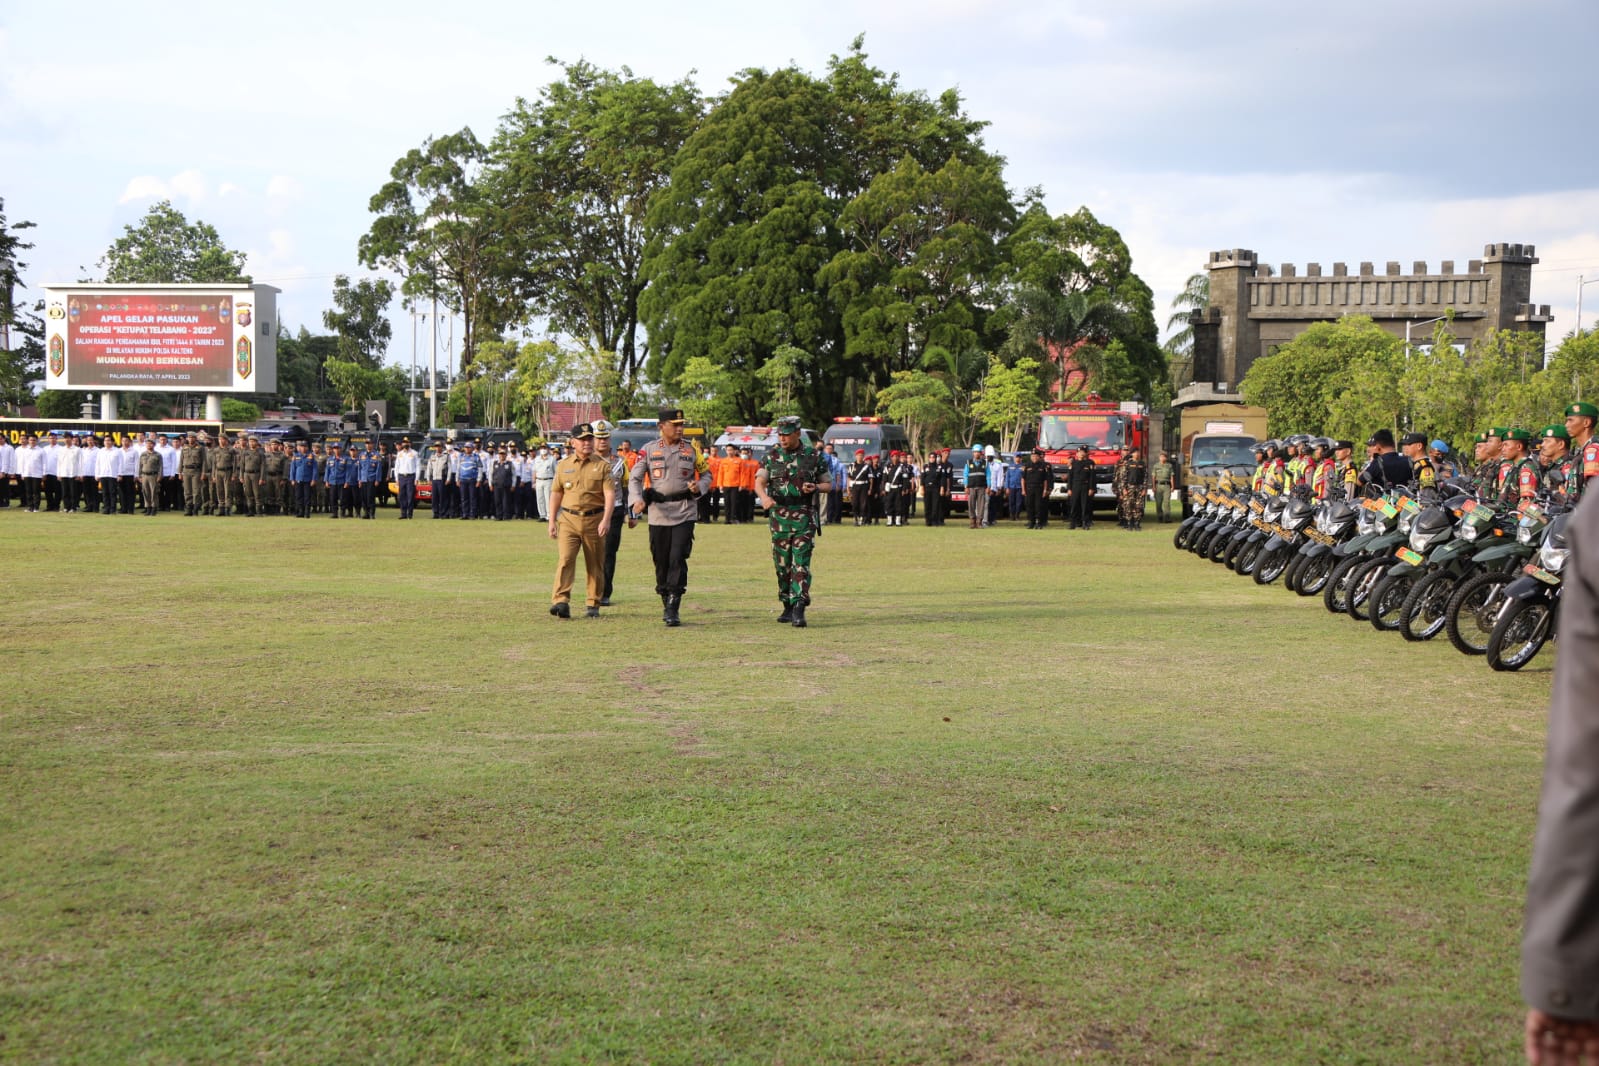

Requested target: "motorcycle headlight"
[
  {"left": 1541, "top": 545, "right": 1568, "bottom": 573},
  {"left": 1399, "top": 512, "right": 1415, "bottom": 535},
  {"left": 1516, "top": 522, "right": 1539, "bottom": 545},
  {"left": 1460, "top": 522, "right": 1479, "bottom": 542},
  {"left": 1409, "top": 529, "right": 1432, "bottom": 552}
]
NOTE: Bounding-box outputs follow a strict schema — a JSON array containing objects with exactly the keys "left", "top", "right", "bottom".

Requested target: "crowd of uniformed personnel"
[{"left": 1224, "top": 402, "right": 1599, "bottom": 508}]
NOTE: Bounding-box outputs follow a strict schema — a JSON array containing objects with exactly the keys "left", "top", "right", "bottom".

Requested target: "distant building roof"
[{"left": 543, "top": 401, "right": 603, "bottom": 433}]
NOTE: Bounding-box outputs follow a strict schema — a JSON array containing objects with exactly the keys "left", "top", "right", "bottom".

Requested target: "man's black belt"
[
  {"left": 652, "top": 489, "right": 693, "bottom": 502},
  {"left": 561, "top": 506, "right": 603, "bottom": 517}
]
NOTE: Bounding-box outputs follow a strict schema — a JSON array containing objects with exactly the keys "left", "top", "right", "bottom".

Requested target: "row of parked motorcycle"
[{"left": 1173, "top": 482, "right": 1568, "bottom": 670}]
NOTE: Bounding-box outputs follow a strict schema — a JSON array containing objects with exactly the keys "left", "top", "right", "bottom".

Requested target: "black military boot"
[
  {"left": 549, "top": 601, "right": 570, "bottom": 619},
  {"left": 790, "top": 603, "right": 807, "bottom": 628},
  {"left": 664, "top": 594, "right": 682, "bottom": 627},
  {"left": 777, "top": 602, "right": 794, "bottom": 624}
]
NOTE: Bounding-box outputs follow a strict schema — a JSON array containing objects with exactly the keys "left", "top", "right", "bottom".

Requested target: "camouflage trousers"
[
  {"left": 769, "top": 506, "right": 816, "bottom": 607},
  {"left": 1117, "top": 486, "right": 1144, "bottom": 525}
]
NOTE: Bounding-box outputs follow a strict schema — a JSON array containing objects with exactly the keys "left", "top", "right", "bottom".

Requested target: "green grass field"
[{"left": 0, "top": 505, "right": 1554, "bottom": 1063}]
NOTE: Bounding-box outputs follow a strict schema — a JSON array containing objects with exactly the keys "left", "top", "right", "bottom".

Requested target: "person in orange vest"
[
  {"left": 737, "top": 446, "right": 759, "bottom": 523},
  {"left": 704, "top": 446, "right": 723, "bottom": 521}
]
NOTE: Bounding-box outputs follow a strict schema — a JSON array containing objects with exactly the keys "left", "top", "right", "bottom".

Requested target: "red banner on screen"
[{"left": 66, "top": 294, "right": 236, "bottom": 388}]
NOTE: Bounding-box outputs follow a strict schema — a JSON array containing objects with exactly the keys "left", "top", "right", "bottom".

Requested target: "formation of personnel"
[{"left": 1232, "top": 402, "right": 1599, "bottom": 508}]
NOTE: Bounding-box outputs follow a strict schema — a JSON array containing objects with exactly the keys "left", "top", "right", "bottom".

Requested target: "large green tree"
[
  {"left": 820, "top": 154, "right": 1013, "bottom": 380},
  {"left": 0, "top": 198, "right": 43, "bottom": 412},
  {"left": 640, "top": 39, "right": 998, "bottom": 423},
  {"left": 322, "top": 274, "right": 395, "bottom": 370},
  {"left": 1241, "top": 316, "right": 1403, "bottom": 436},
  {"left": 359, "top": 129, "right": 519, "bottom": 411},
  {"left": 98, "top": 200, "right": 248, "bottom": 283},
  {"left": 489, "top": 60, "right": 703, "bottom": 414},
  {"left": 998, "top": 203, "right": 1166, "bottom": 405}
]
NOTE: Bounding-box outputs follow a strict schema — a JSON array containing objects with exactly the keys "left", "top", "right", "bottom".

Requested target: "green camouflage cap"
[
  {"left": 1540, "top": 424, "right": 1571, "bottom": 441},
  {"left": 1566, "top": 401, "right": 1599, "bottom": 420},
  {"left": 1503, "top": 427, "right": 1532, "bottom": 442},
  {"left": 774, "top": 415, "right": 802, "bottom": 434}
]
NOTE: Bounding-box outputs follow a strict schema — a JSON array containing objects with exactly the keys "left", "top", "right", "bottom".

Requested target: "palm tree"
[{"left": 1163, "top": 272, "right": 1210, "bottom": 358}]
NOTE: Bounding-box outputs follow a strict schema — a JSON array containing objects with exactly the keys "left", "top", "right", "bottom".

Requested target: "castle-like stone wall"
[{"left": 1188, "top": 244, "right": 1552, "bottom": 391}]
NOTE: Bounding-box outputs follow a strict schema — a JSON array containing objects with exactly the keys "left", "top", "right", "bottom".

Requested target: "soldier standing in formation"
[
  {"left": 289, "top": 441, "right": 315, "bottom": 517},
  {"left": 393, "top": 438, "right": 420, "bottom": 519},
  {"left": 239, "top": 437, "right": 263, "bottom": 516},
  {"left": 1150, "top": 450, "right": 1176, "bottom": 523},
  {"left": 1568, "top": 402, "right": 1599, "bottom": 503},
  {"left": 921, "top": 449, "right": 950, "bottom": 526},
  {"left": 881, "top": 451, "right": 912, "bottom": 527},
  {"left": 210, "top": 435, "right": 237, "bottom": 516},
  {"left": 264, "top": 440, "right": 288, "bottom": 514},
  {"left": 847, "top": 449, "right": 872, "bottom": 525},
  {"left": 1115, "top": 449, "right": 1146, "bottom": 530},
  {"left": 627, "top": 407, "right": 711, "bottom": 627},
  {"left": 136, "top": 438, "right": 163, "bottom": 516},
  {"left": 179, "top": 432, "right": 205, "bottom": 515},
  {"left": 1066, "top": 445, "right": 1095, "bottom": 529},
  {"left": 1022, "top": 448, "right": 1054, "bottom": 528},
  {"left": 755, "top": 415, "right": 831, "bottom": 627}
]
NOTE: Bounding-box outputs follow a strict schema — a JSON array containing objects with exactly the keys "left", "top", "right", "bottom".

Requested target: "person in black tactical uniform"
[
  {"left": 1067, "top": 445, "right": 1095, "bottom": 529},
  {"left": 921, "top": 449, "right": 949, "bottom": 526},
  {"left": 847, "top": 449, "right": 872, "bottom": 526},
  {"left": 882, "top": 451, "right": 912, "bottom": 527},
  {"left": 1022, "top": 448, "right": 1054, "bottom": 528}
]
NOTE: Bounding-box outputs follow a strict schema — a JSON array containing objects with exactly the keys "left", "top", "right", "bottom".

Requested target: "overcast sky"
[{"left": 4, "top": 0, "right": 1597, "bottom": 377}]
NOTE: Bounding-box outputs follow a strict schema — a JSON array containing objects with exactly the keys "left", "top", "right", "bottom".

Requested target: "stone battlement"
[
  {"left": 1192, "top": 242, "right": 1547, "bottom": 391},
  {"left": 1222, "top": 244, "right": 1537, "bottom": 281}
]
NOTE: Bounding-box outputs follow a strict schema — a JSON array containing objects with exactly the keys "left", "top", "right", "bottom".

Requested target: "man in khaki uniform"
[
  {"left": 239, "top": 437, "right": 264, "bottom": 516},
  {"left": 136, "top": 438, "right": 163, "bottom": 516},
  {"left": 548, "top": 423, "right": 616, "bottom": 619},
  {"left": 179, "top": 432, "right": 205, "bottom": 515}
]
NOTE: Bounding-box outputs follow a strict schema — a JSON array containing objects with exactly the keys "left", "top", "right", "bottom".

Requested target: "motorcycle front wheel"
[
  {"left": 1323, "top": 555, "right": 1363, "bottom": 614},
  {"left": 1446, "top": 570, "right": 1514, "bottom": 656},
  {"left": 1399, "top": 569, "right": 1456, "bottom": 642},
  {"left": 1369, "top": 569, "right": 1417, "bottom": 632},
  {"left": 1486, "top": 599, "right": 1554, "bottom": 671}
]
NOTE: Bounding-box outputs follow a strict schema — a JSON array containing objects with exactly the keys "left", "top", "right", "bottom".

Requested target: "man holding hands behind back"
[{"left": 547, "top": 423, "right": 615, "bottom": 620}]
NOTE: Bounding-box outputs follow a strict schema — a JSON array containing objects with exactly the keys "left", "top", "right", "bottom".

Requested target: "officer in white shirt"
[
  {"left": 159, "top": 435, "right": 180, "bottom": 512},
  {"left": 116, "top": 438, "right": 139, "bottom": 514},
  {"left": 95, "top": 438, "right": 119, "bottom": 514},
  {"left": 392, "top": 437, "right": 421, "bottom": 518},
  {"left": 39, "top": 432, "right": 62, "bottom": 511},
  {"left": 56, "top": 432, "right": 81, "bottom": 512},
  {"left": 0, "top": 434, "right": 15, "bottom": 508},
  {"left": 17, "top": 435, "right": 43, "bottom": 511}
]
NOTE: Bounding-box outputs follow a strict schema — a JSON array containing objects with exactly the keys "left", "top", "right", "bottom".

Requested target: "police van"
[{"left": 821, "top": 417, "right": 910, "bottom": 461}]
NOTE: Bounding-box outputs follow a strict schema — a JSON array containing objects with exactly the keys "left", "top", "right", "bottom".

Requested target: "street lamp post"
[
  {"left": 1577, "top": 275, "right": 1599, "bottom": 336},
  {"left": 1404, "top": 314, "right": 1451, "bottom": 360}
]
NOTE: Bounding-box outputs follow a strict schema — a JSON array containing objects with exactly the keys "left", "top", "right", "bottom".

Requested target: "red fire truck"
[{"left": 1037, "top": 397, "right": 1151, "bottom": 509}]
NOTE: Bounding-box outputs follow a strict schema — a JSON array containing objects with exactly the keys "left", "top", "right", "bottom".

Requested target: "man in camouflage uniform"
[
  {"left": 1566, "top": 402, "right": 1599, "bottom": 503},
  {"left": 1496, "top": 429, "right": 1540, "bottom": 508},
  {"left": 1474, "top": 428, "right": 1505, "bottom": 498},
  {"left": 1113, "top": 450, "right": 1145, "bottom": 530},
  {"left": 1536, "top": 425, "right": 1578, "bottom": 505},
  {"left": 755, "top": 415, "right": 833, "bottom": 628}
]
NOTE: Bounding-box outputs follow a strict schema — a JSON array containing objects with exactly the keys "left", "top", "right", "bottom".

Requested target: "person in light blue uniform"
[
  {"left": 289, "top": 441, "right": 316, "bottom": 518},
  {"left": 324, "top": 444, "right": 349, "bottom": 519},
  {"left": 457, "top": 442, "right": 484, "bottom": 519},
  {"left": 357, "top": 447, "right": 382, "bottom": 519}
]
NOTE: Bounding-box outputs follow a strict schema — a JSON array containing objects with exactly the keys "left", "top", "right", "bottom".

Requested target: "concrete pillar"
[
  {"left": 206, "top": 393, "right": 223, "bottom": 422},
  {"left": 100, "top": 391, "right": 119, "bottom": 420}
]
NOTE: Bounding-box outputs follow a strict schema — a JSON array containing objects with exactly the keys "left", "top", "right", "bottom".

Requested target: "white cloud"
[
  {"left": 117, "top": 170, "right": 210, "bottom": 205},
  {"left": 265, "top": 175, "right": 304, "bottom": 203}
]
